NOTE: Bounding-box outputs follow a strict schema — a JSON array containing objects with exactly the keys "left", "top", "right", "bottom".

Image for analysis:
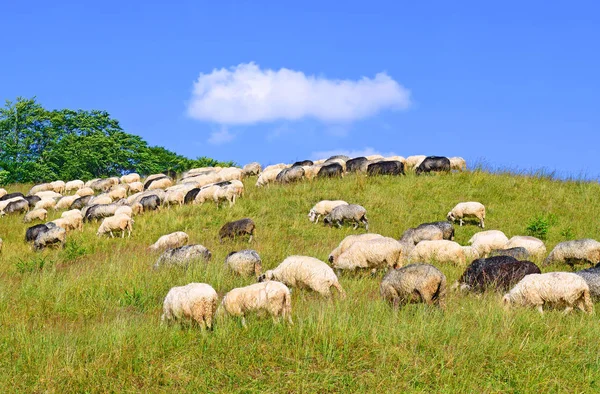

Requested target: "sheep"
[
  {"left": 219, "top": 281, "right": 293, "bottom": 327},
  {"left": 129, "top": 189, "right": 166, "bottom": 205},
  {"left": 149, "top": 231, "right": 189, "bottom": 251},
  {"left": 227, "top": 180, "right": 244, "bottom": 198},
  {"left": 0, "top": 188, "right": 6, "bottom": 198},
  {"left": 194, "top": 185, "right": 220, "bottom": 204},
  {"left": 219, "top": 167, "right": 243, "bottom": 182},
  {"left": 0, "top": 192, "right": 24, "bottom": 202},
  {"left": 346, "top": 157, "right": 369, "bottom": 173},
  {"left": 276, "top": 166, "right": 305, "bottom": 184},
  {"left": 367, "top": 160, "right": 404, "bottom": 176},
  {"left": 409, "top": 240, "right": 466, "bottom": 266},
  {"left": 504, "top": 236, "right": 547, "bottom": 260},
  {"left": 259, "top": 256, "right": 346, "bottom": 298},
  {"left": 317, "top": 163, "right": 344, "bottom": 178},
  {"left": 163, "top": 190, "right": 185, "bottom": 207},
  {"left": 89, "top": 195, "right": 113, "bottom": 206},
  {"left": 153, "top": 244, "right": 212, "bottom": 269},
  {"left": 50, "top": 181, "right": 66, "bottom": 194},
  {"left": 449, "top": 157, "right": 467, "bottom": 171},
  {"left": 51, "top": 215, "right": 83, "bottom": 232},
  {"left": 61, "top": 209, "right": 83, "bottom": 219},
  {"left": 24, "top": 195, "right": 41, "bottom": 209},
  {"left": 71, "top": 195, "right": 92, "bottom": 209},
  {"left": 489, "top": 247, "right": 531, "bottom": 261},
  {"left": 114, "top": 206, "right": 133, "bottom": 217},
  {"left": 225, "top": 250, "right": 262, "bottom": 277},
  {"left": 380, "top": 264, "right": 446, "bottom": 309},
  {"left": 120, "top": 173, "right": 141, "bottom": 184},
  {"left": 161, "top": 283, "right": 218, "bottom": 330},
  {"left": 139, "top": 195, "right": 161, "bottom": 212},
  {"left": 2, "top": 199, "right": 30, "bottom": 215},
  {"left": 26, "top": 223, "right": 54, "bottom": 243},
  {"left": 184, "top": 188, "right": 200, "bottom": 204},
  {"left": 127, "top": 181, "right": 144, "bottom": 194},
  {"left": 575, "top": 263, "right": 600, "bottom": 301},
  {"left": 544, "top": 239, "right": 600, "bottom": 268},
  {"left": 0, "top": 196, "right": 26, "bottom": 213},
  {"left": 54, "top": 195, "right": 78, "bottom": 210},
  {"left": 76, "top": 187, "right": 95, "bottom": 197},
  {"left": 502, "top": 272, "right": 593, "bottom": 314},
  {"left": 147, "top": 177, "right": 173, "bottom": 191},
  {"left": 84, "top": 178, "right": 100, "bottom": 188},
  {"left": 184, "top": 173, "right": 222, "bottom": 188},
  {"left": 33, "top": 225, "right": 66, "bottom": 251},
  {"left": 64, "top": 180, "right": 84, "bottom": 193},
  {"left": 308, "top": 200, "right": 349, "bottom": 224},
  {"left": 96, "top": 214, "right": 133, "bottom": 238},
  {"left": 455, "top": 256, "right": 541, "bottom": 292},
  {"left": 263, "top": 163, "right": 289, "bottom": 172},
  {"left": 447, "top": 201, "right": 486, "bottom": 228},
  {"left": 334, "top": 237, "right": 404, "bottom": 272},
  {"left": 404, "top": 155, "right": 427, "bottom": 170},
  {"left": 219, "top": 218, "right": 256, "bottom": 243},
  {"left": 212, "top": 186, "right": 237, "bottom": 208},
  {"left": 35, "top": 190, "right": 62, "bottom": 199},
  {"left": 416, "top": 156, "right": 451, "bottom": 175},
  {"left": 242, "top": 162, "right": 262, "bottom": 176},
  {"left": 28, "top": 183, "right": 54, "bottom": 195},
  {"left": 328, "top": 233, "right": 384, "bottom": 264},
  {"left": 131, "top": 203, "right": 143, "bottom": 215},
  {"left": 90, "top": 178, "right": 116, "bottom": 192},
  {"left": 23, "top": 209, "right": 48, "bottom": 223},
  {"left": 255, "top": 168, "right": 283, "bottom": 187},
  {"left": 323, "top": 204, "right": 369, "bottom": 231},
  {"left": 417, "top": 221, "right": 455, "bottom": 241},
  {"left": 302, "top": 165, "right": 322, "bottom": 180},
  {"left": 84, "top": 202, "right": 126, "bottom": 222},
  {"left": 468, "top": 230, "right": 509, "bottom": 256},
  {"left": 462, "top": 246, "right": 481, "bottom": 262},
  {"left": 108, "top": 187, "right": 127, "bottom": 201},
  {"left": 292, "top": 160, "right": 313, "bottom": 167},
  {"left": 399, "top": 225, "right": 444, "bottom": 246},
  {"left": 323, "top": 158, "right": 346, "bottom": 172}
]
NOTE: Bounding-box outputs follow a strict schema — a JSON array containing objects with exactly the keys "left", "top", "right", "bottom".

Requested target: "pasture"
[{"left": 1, "top": 170, "right": 600, "bottom": 392}]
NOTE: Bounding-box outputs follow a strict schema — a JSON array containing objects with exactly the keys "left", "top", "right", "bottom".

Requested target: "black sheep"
[
  {"left": 367, "top": 160, "right": 404, "bottom": 176},
  {"left": 219, "top": 218, "right": 256, "bottom": 243},
  {"left": 415, "top": 156, "right": 451, "bottom": 175},
  {"left": 457, "top": 256, "right": 541, "bottom": 292}
]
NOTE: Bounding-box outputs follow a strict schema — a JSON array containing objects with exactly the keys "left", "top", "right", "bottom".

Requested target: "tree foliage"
[{"left": 0, "top": 97, "right": 234, "bottom": 184}]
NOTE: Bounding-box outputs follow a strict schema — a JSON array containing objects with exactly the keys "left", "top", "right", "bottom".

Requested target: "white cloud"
[
  {"left": 310, "top": 147, "right": 396, "bottom": 161},
  {"left": 187, "top": 62, "right": 411, "bottom": 125},
  {"left": 208, "top": 126, "right": 234, "bottom": 145}
]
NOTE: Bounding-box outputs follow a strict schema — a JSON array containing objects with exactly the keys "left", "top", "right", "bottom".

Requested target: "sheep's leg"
[
  {"left": 315, "top": 215, "right": 320, "bottom": 224},
  {"left": 353, "top": 221, "right": 359, "bottom": 230},
  {"left": 248, "top": 235, "right": 253, "bottom": 243},
  {"left": 480, "top": 218, "right": 485, "bottom": 228},
  {"left": 336, "top": 220, "right": 342, "bottom": 228},
  {"left": 110, "top": 231, "right": 114, "bottom": 238},
  {"left": 563, "top": 305, "right": 573, "bottom": 315},
  {"left": 459, "top": 219, "right": 464, "bottom": 226},
  {"left": 536, "top": 304, "right": 544, "bottom": 315},
  {"left": 241, "top": 316, "right": 247, "bottom": 328},
  {"left": 121, "top": 229, "right": 125, "bottom": 238}
]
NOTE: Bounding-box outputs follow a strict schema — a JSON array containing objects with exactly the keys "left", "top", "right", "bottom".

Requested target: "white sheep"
[
  {"left": 61, "top": 209, "right": 83, "bottom": 219},
  {"left": 308, "top": 200, "right": 349, "bottom": 223},
  {"left": 114, "top": 206, "right": 133, "bottom": 217},
  {"left": 194, "top": 185, "right": 220, "bottom": 204},
  {"left": 502, "top": 272, "right": 593, "bottom": 314},
  {"left": 51, "top": 215, "right": 83, "bottom": 232},
  {"left": 334, "top": 237, "right": 404, "bottom": 272},
  {"left": 263, "top": 163, "right": 289, "bottom": 172},
  {"left": 164, "top": 190, "right": 185, "bottom": 207},
  {"left": 242, "top": 162, "right": 262, "bottom": 176},
  {"left": 302, "top": 165, "right": 322, "bottom": 181},
  {"left": 260, "top": 256, "right": 346, "bottom": 298},
  {"left": 0, "top": 188, "right": 6, "bottom": 198},
  {"left": 405, "top": 155, "right": 426, "bottom": 170},
  {"left": 212, "top": 186, "right": 237, "bottom": 208},
  {"left": 76, "top": 187, "right": 95, "bottom": 197},
  {"left": 447, "top": 201, "right": 486, "bottom": 228},
  {"left": 55, "top": 195, "right": 78, "bottom": 210},
  {"left": 225, "top": 250, "right": 262, "bottom": 277},
  {"left": 219, "top": 281, "right": 293, "bottom": 327},
  {"left": 127, "top": 182, "right": 144, "bottom": 194},
  {"left": 34, "top": 198, "right": 57, "bottom": 211},
  {"left": 120, "top": 173, "right": 141, "bottom": 184},
  {"left": 462, "top": 246, "right": 481, "bottom": 262},
  {"left": 504, "top": 236, "right": 547, "bottom": 260},
  {"left": 219, "top": 167, "right": 243, "bottom": 182},
  {"left": 50, "top": 181, "right": 66, "bottom": 194},
  {"left": 0, "top": 196, "right": 25, "bottom": 212},
  {"left": 409, "top": 240, "right": 466, "bottom": 266},
  {"left": 149, "top": 231, "right": 189, "bottom": 251},
  {"left": 65, "top": 180, "right": 84, "bottom": 193},
  {"left": 162, "top": 283, "right": 218, "bottom": 330},
  {"left": 468, "top": 230, "right": 509, "bottom": 256},
  {"left": 449, "top": 157, "right": 467, "bottom": 171},
  {"left": 148, "top": 177, "right": 173, "bottom": 191},
  {"left": 29, "top": 183, "right": 54, "bottom": 195},
  {"left": 89, "top": 195, "right": 113, "bottom": 206},
  {"left": 35, "top": 190, "right": 62, "bottom": 199},
  {"left": 255, "top": 168, "right": 283, "bottom": 187},
  {"left": 23, "top": 209, "right": 48, "bottom": 223},
  {"left": 96, "top": 214, "right": 133, "bottom": 238},
  {"left": 108, "top": 187, "right": 127, "bottom": 200},
  {"left": 328, "top": 233, "right": 384, "bottom": 264}
]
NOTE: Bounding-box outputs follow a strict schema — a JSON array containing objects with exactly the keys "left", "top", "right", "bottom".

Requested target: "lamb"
[
  {"left": 161, "top": 283, "right": 218, "bottom": 330},
  {"left": 23, "top": 209, "right": 48, "bottom": 223},
  {"left": 219, "top": 281, "right": 293, "bottom": 327},
  {"left": 380, "top": 264, "right": 446, "bottom": 309},
  {"left": 367, "top": 160, "right": 404, "bottom": 176},
  {"left": 242, "top": 162, "right": 262, "bottom": 176},
  {"left": 276, "top": 166, "right": 305, "bottom": 184},
  {"left": 308, "top": 200, "right": 349, "bottom": 223},
  {"left": 153, "top": 244, "right": 212, "bottom": 269},
  {"left": 96, "top": 214, "right": 133, "bottom": 238},
  {"left": 575, "top": 263, "right": 600, "bottom": 301},
  {"left": 447, "top": 201, "right": 486, "bottom": 228},
  {"left": 489, "top": 247, "right": 530, "bottom": 261},
  {"left": 64, "top": 180, "right": 84, "bottom": 193},
  {"left": 416, "top": 156, "right": 451, "bottom": 175},
  {"left": 76, "top": 187, "right": 95, "bottom": 197},
  {"left": 468, "top": 230, "right": 509, "bottom": 256},
  {"left": 449, "top": 157, "right": 467, "bottom": 171},
  {"left": 163, "top": 190, "right": 185, "bottom": 207},
  {"left": 51, "top": 215, "right": 83, "bottom": 232},
  {"left": 323, "top": 204, "right": 369, "bottom": 231},
  {"left": 120, "top": 173, "right": 141, "bottom": 184},
  {"left": 127, "top": 181, "right": 144, "bottom": 194},
  {"left": 54, "top": 195, "right": 78, "bottom": 210},
  {"left": 334, "top": 237, "right": 404, "bottom": 272},
  {"left": 149, "top": 231, "right": 189, "bottom": 251},
  {"left": 502, "top": 272, "right": 593, "bottom": 314},
  {"left": 317, "top": 163, "right": 344, "bottom": 178},
  {"left": 225, "top": 250, "right": 263, "bottom": 277},
  {"left": 219, "top": 218, "right": 256, "bottom": 243},
  {"left": 259, "top": 256, "right": 346, "bottom": 298},
  {"left": 71, "top": 195, "right": 92, "bottom": 209},
  {"left": 504, "top": 236, "right": 547, "bottom": 260},
  {"left": 328, "top": 233, "right": 384, "bottom": 264},
  {"left": 455, "top": 256, "right": 541, "bottom": 292},
  {"left": 544, "top": 239, "right": 600, "bottom": 268},
  {"left": 1, "top": 199, "right": 30, "bottom": 215},
  {"left": 255, "top": 168, "right": 283, "bottom": 187},
  {"left": 409, "top": 240, "right": 466, "bottom": 266},
  {"left": 33, "top": 225, "right": 66, "bottom": 251}
]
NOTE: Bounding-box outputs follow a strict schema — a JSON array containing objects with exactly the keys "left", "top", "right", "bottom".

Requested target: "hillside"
[{"left": 1, "top": 171, "right": 600, "bottom": 392}]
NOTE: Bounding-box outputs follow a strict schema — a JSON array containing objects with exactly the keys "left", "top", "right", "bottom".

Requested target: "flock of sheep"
[{"left": 1, "top": 153, "right": 600, "bottom": 330}]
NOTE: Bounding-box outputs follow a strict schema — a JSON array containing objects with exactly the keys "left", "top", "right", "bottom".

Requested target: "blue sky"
[{"left": 1, "top": 1, "right": 599, "bottom": 177}]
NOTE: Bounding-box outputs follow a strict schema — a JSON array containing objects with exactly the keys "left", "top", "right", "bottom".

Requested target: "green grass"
[{"left": 1, "top": 171, "right": 600, "bottom": 392}]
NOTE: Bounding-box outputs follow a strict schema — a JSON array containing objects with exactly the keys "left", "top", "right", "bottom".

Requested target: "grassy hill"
[{"left": 1, "top": 171, "right": 600, "bottom": 392}]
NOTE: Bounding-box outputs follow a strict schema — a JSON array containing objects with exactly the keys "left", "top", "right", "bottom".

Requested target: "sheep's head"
[
  {"left": 446, "top": 212, "right": 455, "bottom": 222},
  {"left": 308, "top": 209, "right": 316, "bottom": 222},
  {"left": 257, "top": 270, "right": 274, "bottom": 282},
  {"left": 323, "top": 216, "right": 333, "bottom": 226},
  {"left": 501, "top": 294, "right": 512, "bottom": 310},
  {"left": 328, "top": 254, "right": 334, "bottom": 264}
]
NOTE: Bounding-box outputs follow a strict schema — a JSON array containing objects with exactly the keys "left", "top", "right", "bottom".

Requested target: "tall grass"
[{"left": 1, "top": 172, "right": 600, "bottom": 392}]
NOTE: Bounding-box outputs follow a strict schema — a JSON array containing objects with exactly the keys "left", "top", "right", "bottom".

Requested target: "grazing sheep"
[
  {"left": 76, "top": 187, "right": 95, "bottom": 197},
  {"left": 0, "top": 196, "right": 25, "bottom": 210},
  {"left": 114, "top": 206, "right": 133, "bottom": 217},
  {"left": 449, "top": 157, "right": 467, "bottom": 171},
  {"left": 219, "top": 281, "right": 293, "bottom": 327},
  {"left": 400, "top": 225, "right": 444, "bottom": 246},
  {"left": 127, "top": 181, "right": 144, "bottom": 194},
  {"left": 149, "top": 231, "right": 189, "bottom": 251},
  {"left": 153, "top": 244, "right": 212, "bottom": 269},
  {"left": 416, "top": 156, "right": 451, "bottom": 175},
  {"left": 502, "top": 272, "right": 593, "bottom": 314},
  {"left": 146, "top": 176, "right": 173, "bottom": 191},
  {"left": 61, "top": 209, "right": 83, "bottom": 219},
  {"left": 276, "top": 166, "right": 305, "bottom": 184},
  {"left": 28, "top": 183, "right": 54, "bottom": 195},
  {"left": 51, "top": 215, "right": 83, "bottom": 232},
  {"left": 462, "top": 246, "right": 481, "bottom": 262},
  {"left": 50, "top": 181, "right": 66, "bottom": 194},
  {"left": 346, "top": 157, "right": 369, "bottom": 173},
  {"left": 456, "top": 256, "right": 541, "bottom": 292},
  {"left": 308, "top": 200, "right": 349, "bottom": 224},
  {"left": 194, "top": 185, "right": 220, "bottom": 204},
  {"left": 90, "top": 178, "right": 116, "bottom": 192},
  {"left": 128, "top": 189, "right": 166, "bottom": 205},
  {"left": 54, "top": 195, "right": 78, "bottom": 210},
  {"left": 409, "top": 240, "right": 466, "bottom": 266},
  {"left": 225, "top": 250, "right": 262, "bottom": 277},
  {"left": 184, "top": 188, "right": 200, "bottom": 204},
  {"left": 447, "top": 201, "right": 486, "bottom": 228},
  {"left": 469, "top": 230, "right": 509, "bottom": 256},
  {"left": 96, "top": 214, "right": 133, "bottom": 238},
  {"left": 0, "top": 192, "right": 24, "bottom": 201},
  {"left": 89, "top": 195, "right": 113, "bottom": 206},
  {"left": 108, "top": 187, "right": 128, "bottom": 201},
  {"left": 367, "top": 160, "right": 404, "bottom": 176},
  {"left": 544, "top": 239, "right": 600, "bottom": 268},
  {"left": 242, "top": 162, "right": 262, "bottom": 176},
  {"left": 405, "top": 155, "right": 427, "bottom": 170},
  {"left": 23, "top": 209, "right": 48, "bottom": 223},
  {"left": 302, "top": 165, "right": 322, "bottom": 180},
  {"left": 131, "top": 203, "right": 143, "bottom": 215},
  {"left": 84, "top": 178, "right": 100, "bottom": 188},
  {"left": 219, "top": 218, "right": 256, "bottom": 243},
  {"left": 0, "top": 188, "right": 6, "bottom": 198},
  {"left": 259, "top": 256, "right": 346, "bottom": 298},
  {"left": 33, "top": 225, "right": 66, "bottom": 251},
  {"left": 23, "top": 195, "right": 41, "bottom": 209},
  {"left": 489, "top": 247, "right": 531, "bottom": 260},
  {"left": 380, "top": 264, "right": 446, "bottom": 309},
  {"left": 163, "top": 190, "right": 185, "bottom": 207},
  {"left": 323, "top": 204, "right": 369, "bottom": 231},
  {"left": 219, "top": 167, "right": 243, "bottom": 182},
  {"left": 1, "top": 199, "right": 29, "bottom": 215},
  {"left": 139, "top": 195, "right": 161, "bottom": 212},
  {"left": 328, "top": 233, "right": 384, "bottom": 264},
  {"left": 334, "top": 237, "right": 404, "bottom": 272},
  {"left": 317, "top": 163, "right": 344, "bottom": 178},
  {"left": 504, "top": 236, "right": 547, "bottom": 260},
  {"left": 120, "top": 173, "right": 141, "bottom": 184},
  {"left": 84, "top": 202, "right": 126, "bottom": 222},
  {"left": 65, "top": 180, "right": 84, "bottom": 193},
  {"left": 255, "top": 168, "right": 283, "bottom": 187},
  {"left": 575, "top": 263, "right": 600, "bottom": 301},
  {"left": 212, "top": 186, "right": 237, "bottom": 208},
  {"left": 71, "top": 195, "right": 92, "bottom": 210},
  {"left": 26, "top": 223, "right": 54, "bottom": 243},
  {"left": 292, "top": 160, "right": 313, "bottom": 167},
  {"left": 417, "top": 221, "right": 455, "bottom": 241},
  {"left": 161, "top": 283, "right": 218, "bottom": 330},
  {"left": 326, "top": 155, "right": 350, "bottom": 162}
]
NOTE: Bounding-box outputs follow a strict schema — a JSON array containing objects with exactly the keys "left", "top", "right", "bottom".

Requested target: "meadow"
[{"left": 1, "top": 170, "right": 600, "bottom": 393}]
